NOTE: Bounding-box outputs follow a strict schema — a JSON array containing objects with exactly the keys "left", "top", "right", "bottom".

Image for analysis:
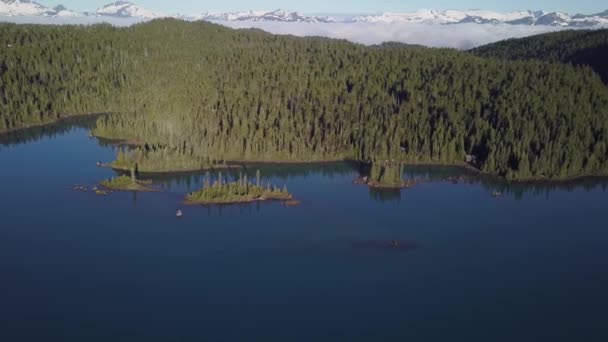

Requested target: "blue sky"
[{"left": 41, "top": 1, "right": 608, "bottom": 15}]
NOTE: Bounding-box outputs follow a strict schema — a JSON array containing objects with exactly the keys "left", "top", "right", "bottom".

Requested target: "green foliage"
[
  {"left": 0, "top": 23, "right": 128, "bottom": 131},
  {"left": 2, "top": 20, "right": 608, "bottom": 180},
  {"left": 369, "top": 162, "right": 404, "bottom": 185},
  {"left": 109, "top": 144, "right": 225, "bottom": 173},
  {"left": 100, "top": 175, "right": 154, "bottom": 192},
  {"left": 185, "top": 171, "right": 290, "bottom": 204},
  {"left": 471, "top": 29, "right": 608, "bottom": 83}
]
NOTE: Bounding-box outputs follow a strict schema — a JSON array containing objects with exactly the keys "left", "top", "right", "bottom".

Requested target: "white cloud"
[
  {"left": 0, "top": 15, "right": 147, "bottom": 27},
  {"left": 1, "top": 16, "right": 604, "bottom": 50},
  {"left": 216, "top": 21, "right": 590, "bottom": 49}
]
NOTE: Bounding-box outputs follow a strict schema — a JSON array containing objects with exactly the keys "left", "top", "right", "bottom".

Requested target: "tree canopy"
[
  {"left": 471, "top": 29, "right": 608, "bottom": 84},
  {"left": 1, "top": 20, "right": 607, "bottom": 180}
]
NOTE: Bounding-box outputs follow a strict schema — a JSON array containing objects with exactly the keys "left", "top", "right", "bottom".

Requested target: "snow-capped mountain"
[
  {"left": 193, "top": 9, "right": 335, "bottom": 23},
  {"left": 1, "top": 2, "right": 607, "bottom": 27},
  {"left": 351, "top": 9, "right": 608, "bottom": 27},
  {"left": 0, "top": 1, "right": 81, "bottom": 17},
  {"left": 189, "top": 8, "right": 607, "bottom": 26},
  {"left": 0, "top": 0, "right": 48, "bottom": 16},
  {"left": 96, "top": 1, "right": 163, "bottom": 18},
  {"left": 44, "top": 5, "right": 80, "bottom": 17}
]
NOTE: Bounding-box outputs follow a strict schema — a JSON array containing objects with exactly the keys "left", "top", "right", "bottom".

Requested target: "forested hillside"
[
  {"left": 470, "top": 29, "right": 608, "bottom": 84},
  {"left": 1, "top": 20, "right": 608, "bottom": 180}
]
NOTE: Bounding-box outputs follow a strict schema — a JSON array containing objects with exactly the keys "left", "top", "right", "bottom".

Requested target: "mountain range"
[
  {"left": 1, "top": 1, "right": 607, "bottom": 27},
  {"left": 0, "top": 1, "right": 161, "bottom": 18},
  {"left": 190, "top": 9, "right": 336, "bottom": 23},
  {"left": 352, "top": 9, "right": 608, "bottom": 26}
]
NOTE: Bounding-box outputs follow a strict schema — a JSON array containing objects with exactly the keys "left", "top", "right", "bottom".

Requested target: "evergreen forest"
[
  {"left": 470, "top": 29, "right": 608, "bottom": 84},
  {"left": 1, "top": 20, "right": 608, "bottom": 180}
]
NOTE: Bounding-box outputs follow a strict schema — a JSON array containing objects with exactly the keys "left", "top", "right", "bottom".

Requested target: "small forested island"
[
  {"left": 185, "top": 171, "right": 293, "bottom": 205},
  {"left": 353, "top": 161, "right": 430, "bottom": 188},
  {"left": 365, "top": 162, "right": 409, "bottom": 188},
  {"left": 100, "top": 169, "right": 156, "bottom": 192},
  {"left": 1, "top": 21, "right": 607, "bottom": 181}
]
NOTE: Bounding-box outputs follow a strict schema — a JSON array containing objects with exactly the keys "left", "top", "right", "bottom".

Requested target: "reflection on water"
[
  {"left": 142, "top": 162, "right": 608, "bottom": 203},
  {"left": 1, "top": 121, "right": 608, "bottom": 341},
  {"left": 479, "top": 176, "right": 608, "bottom": 200},
  {"left": 403, "top": 165, "right": 608, "bottom": 200},
  {"left": 0, "top": 114, "right": 104, "bottom": 147},
  {"left": 142, "top": 162, "right": 358, "bottom": 194},
  {"left": 369, "top": 187, "right": 402, "bottom": 203},
  {"left": 2, "top": 120, "right": 606, "bottom": 202}
]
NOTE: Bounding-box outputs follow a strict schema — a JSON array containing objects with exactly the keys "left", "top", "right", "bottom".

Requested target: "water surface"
[{"left": 1, "top": 118, "right": 607, "bottom": 341}]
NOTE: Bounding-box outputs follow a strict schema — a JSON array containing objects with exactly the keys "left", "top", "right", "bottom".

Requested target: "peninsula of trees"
[{"left": 1, "top": 20, "right": 607, "bottom": 180}]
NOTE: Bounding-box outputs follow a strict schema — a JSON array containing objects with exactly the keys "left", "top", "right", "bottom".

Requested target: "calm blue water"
[{"left": 1, "top": 119, "right": 607, "bottom": 341}]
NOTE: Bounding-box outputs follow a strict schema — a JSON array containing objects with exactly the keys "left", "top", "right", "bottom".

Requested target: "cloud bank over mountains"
[
  {"left": 1, "top": 1, "right": 607, "bottom": 49},
  {"left": 221, "top": 21, "right": 566, "bottom": 50}
]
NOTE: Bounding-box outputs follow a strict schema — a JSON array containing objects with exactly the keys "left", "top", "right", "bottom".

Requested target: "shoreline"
[
  {"left": 99, "top": 175, "right": 159, "bottom": 192},
  {"left": 184, "top": 194, "right": 293, "bottom": 206},
  {"left": 99, "top": 184, "right": 159, "bottom": 193},
  {"left": 102, "top": 159, "right": 608, "bottom": 184},
  {"left": 103, "top": 163, "right": 244, "bottom": 174},
  {"left": 4, "top": 114, "right": 606, "bottom": 184},
  {"left": 224, "top": 158, "right": 349, "bottom": 166},
  {"left": 0, "top": 112, "right": 109, "bottom": 136}
]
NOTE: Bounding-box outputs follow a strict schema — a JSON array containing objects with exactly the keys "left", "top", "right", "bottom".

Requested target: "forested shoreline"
[{"left": 1, "top": 20, "right": 608, "bottom": 180}]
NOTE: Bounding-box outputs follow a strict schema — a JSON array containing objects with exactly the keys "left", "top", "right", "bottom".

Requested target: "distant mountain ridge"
[
  {"left": 0, "top": 1, "right": 607, "bottom": 27},
  {"left": 190, "top": 9, "right": 336, "bottom": 23},
  {"left": 0, "top": 0, "right": 160, "bottom": 18},
  {"left": 352, "top": 9, "right": 608, "bottom": 27},
  {"left": 95, "top": 1, "right": 162, "bottom": 18},
  {"left": 0, "top": 0, "right": 85, "bottom": 17}
]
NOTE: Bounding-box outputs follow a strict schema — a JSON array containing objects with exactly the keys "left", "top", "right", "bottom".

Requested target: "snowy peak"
[
  {"left": 1, "top": 3, "right": 607, "bottom": 27},
  {"left": 351, "top": 9, "right": 535, "bottom": 24},
  {"left": 351, "top": 9, "right": 608, "bottom": 26},
  {"left": 44, "top": 4, "right": 80, "bottom": 17},
  {"left": 0, "top": 0, "right": 80, "bottom": 17},
  {"left": 196, "top": 9, "right": 336, "bottom": 23},
  {"left": 96, "top": 1, "right": 162, "bottom": 18},
  {"left": 0, "top": 0, "right": 48, "bottom": 16}
]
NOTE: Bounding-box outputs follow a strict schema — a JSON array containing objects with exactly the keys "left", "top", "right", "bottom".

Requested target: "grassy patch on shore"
[{"left": 100, "top": 175, "right": 156, "bottom": 192}]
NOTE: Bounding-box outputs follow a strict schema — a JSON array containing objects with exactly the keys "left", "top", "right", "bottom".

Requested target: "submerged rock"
[
  {"left": 282, "top": 200, "right": 301, "bottom": 207},
  {"left": 353, "top": 176, "right": 368, "bottom": 184},
  {"left": 350, "top": 239, "right": 419, "bottom": 253}
]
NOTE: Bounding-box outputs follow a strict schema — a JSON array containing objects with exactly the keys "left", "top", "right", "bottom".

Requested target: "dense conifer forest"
[
  {"left": 470, "top": 29, "right": 608, "bottom": 84},
  {"left": 1, "top": 20, "right": 608, "bottom": 180}
]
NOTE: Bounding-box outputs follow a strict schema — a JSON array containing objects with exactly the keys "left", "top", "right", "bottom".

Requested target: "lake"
[{"left": 1, "top": 117, "right": 607, "bottom": 341}]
